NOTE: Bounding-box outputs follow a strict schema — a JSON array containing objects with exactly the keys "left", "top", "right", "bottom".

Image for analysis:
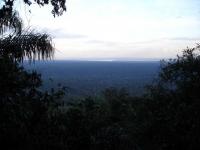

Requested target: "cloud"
[
  {"left": 25, "top": 0, "right": 200, "bottom": 60},
  {"left": 85, "top": 40, "right": 118, "bottom": 47},
  {"left": 166, "top": 37, "right": 200, "bottom": 41},
  {"left": 56, "top": 33, "right": 87, "bottom": 39},
  {"left": 49, "top": 28, "right": 87, "bottom": 39}
]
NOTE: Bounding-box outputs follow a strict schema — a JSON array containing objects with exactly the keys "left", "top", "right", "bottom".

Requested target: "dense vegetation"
[
  {"left": 1, "top": 0, "right": 200, "bottom": 150},
  {"left": 1, "top": 46, "right": 200, "bottom": 150}
]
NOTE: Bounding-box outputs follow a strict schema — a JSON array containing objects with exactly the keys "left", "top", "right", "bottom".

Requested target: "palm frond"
[
  {"left": 0, "top": 7, "right": 22, "bottom": 34},
  {"left": 0, "top": 31, "right": 54, "bottom": 61}
]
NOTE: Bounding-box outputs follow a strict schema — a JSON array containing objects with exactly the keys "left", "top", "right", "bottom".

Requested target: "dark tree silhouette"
[
  {"left": 0, "top": 0, "right": 66, "bottom": 18},
  {"left": 1, "top": 1, "right": 200, "bottom": 150},
  {"left": 0, "top": 0, "right": 66, "bottom": 61},
  {"left": 0, "top": 0, "right": 67, "bottom": 149},
  {"left": 132, "top": 45, "right": 200, "bottom": 150}
]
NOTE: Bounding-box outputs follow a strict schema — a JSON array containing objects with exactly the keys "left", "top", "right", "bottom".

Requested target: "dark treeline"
[
  {"left": 1, "top": 0, "right": 200, "bottom": 150},
  {"left": 1, "top": 46, "right": 200, "bottom": 150}
]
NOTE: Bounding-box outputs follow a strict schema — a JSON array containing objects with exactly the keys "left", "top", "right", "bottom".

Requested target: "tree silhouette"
[
  {"left": 0, "top": 0, "right": 67, "bottom": 149},
  {"left": 0, "top": 13, "right": 52, "bottom": 62},
  {"left": 1, "top": 1, "right": 200, "bottom": 150},
  {"left": 132, "top": 45, "right": 200, "bottom": 150},
  {"left": 0, "top": 0, "right": 66, "bottom": 61}
]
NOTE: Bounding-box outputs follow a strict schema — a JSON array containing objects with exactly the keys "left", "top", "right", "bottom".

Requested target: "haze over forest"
[{"left": 25, "top": 61, "right": 160, "bottom": 97}]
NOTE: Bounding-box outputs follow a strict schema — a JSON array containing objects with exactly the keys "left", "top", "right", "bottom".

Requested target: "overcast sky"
[{"left": 18, "top": 0, "right": 200, "bottom": 60}]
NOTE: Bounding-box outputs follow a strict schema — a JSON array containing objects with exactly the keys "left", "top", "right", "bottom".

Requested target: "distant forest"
[
  {"left": 24, "top": 61, "right": 160, "bottom": 97},
  {"left": 1, "top": 1, "right": 200, "bottom": 150}
]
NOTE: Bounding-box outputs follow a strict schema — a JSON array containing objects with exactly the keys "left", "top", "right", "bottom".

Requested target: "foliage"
[
  {"left": 0, "top": 0, "right": 200, "bottom": 149},
  {"left": 0, "top": 0, "right": 66, "bottom": 19},
  {"left": 0, "top": 0, "right": 67, "bottom": 150},
  {"left": 0, "top": 31, "right": 54, "bottom": 61},
  {"left": 0, "top": 57, "right": 66, "bottom": 150},
  {"left": 134, "top": 46, "right": 200, "bottom": 150},
  {"left": 0, "top": 0, "right": 57, "bottom": 61},
  {"left": 1, "top": 45, "right": 200, "bottom": 150}
]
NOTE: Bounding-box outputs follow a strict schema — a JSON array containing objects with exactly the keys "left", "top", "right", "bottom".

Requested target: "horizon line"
[{"left": 51, "top": 58, "right": 167, "bottom": 61}]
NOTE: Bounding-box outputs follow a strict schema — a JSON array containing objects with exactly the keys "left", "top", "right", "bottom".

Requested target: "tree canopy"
[
  {"left": 0, "top": 0, "right": 200, "bottom": 149},
  {"left": 0, "top": 0, "right": 66, "bottom": 61},
  {"left": 0, "top": 0, "right": 66, "bottom": 17}
]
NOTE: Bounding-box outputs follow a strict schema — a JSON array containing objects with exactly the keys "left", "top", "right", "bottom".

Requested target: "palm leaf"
[
  {"left": 0, "top": 7, "right": 22, "bottom": 34},
  {"left": 0, "top": 31, "right": 54, "bottom": 61}
]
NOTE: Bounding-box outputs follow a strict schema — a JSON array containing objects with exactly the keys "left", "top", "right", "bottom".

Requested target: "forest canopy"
[{"left": 0, "top": 0, "right": 200, "bottom": 150}]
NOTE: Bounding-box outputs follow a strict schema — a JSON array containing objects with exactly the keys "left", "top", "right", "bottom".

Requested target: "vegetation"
[
  {"left": 133, "top": 46, "right": 200, "bottom": 150},
  {"left": 1, "top": 46, "right": 200, "bottom": 150},
  {"left": 1, "top": 0, "right": 200, "bottom": 150}
]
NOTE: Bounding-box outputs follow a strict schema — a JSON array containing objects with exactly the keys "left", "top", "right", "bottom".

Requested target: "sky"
[{"left": 17, "top": 0, "right": 200, "bottom": 60}]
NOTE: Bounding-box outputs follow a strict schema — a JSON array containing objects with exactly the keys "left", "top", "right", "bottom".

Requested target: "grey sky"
[{"left": 18, "top": 0, "right": 200, "bottom": 60}]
